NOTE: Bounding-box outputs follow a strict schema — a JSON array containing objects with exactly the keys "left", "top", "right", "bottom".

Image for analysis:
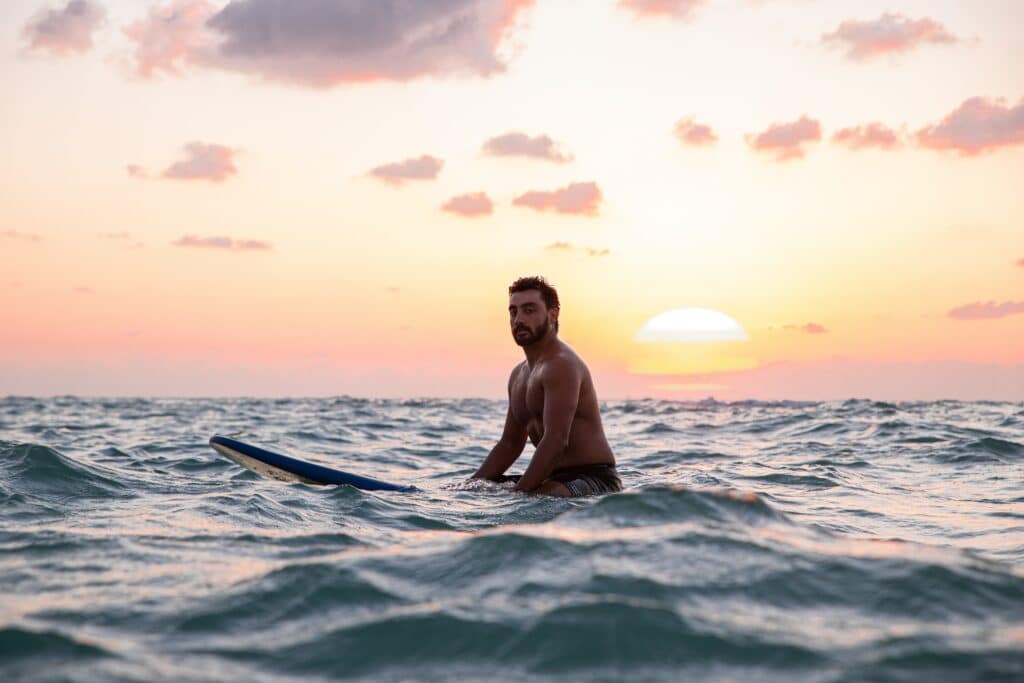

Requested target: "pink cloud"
[
  {"left": 1, "top": 230, "right": 42, "bottom": 242},
  {"left": 782, "top": 322, "right": 828, "bottom": 334},
  {"left": 23, "top": 0, "right": 106, "bottom": 56},
  {"left": 822, "top": 13, "right": 959, "bottom": 61},
  {"left": 674, "top": 117, "right": 717, "bottom": 147},
  {"left": 160, "top": 142, "right": 239, "bottom": 182},
  {"left": 746, "top": 116, "right": 821, "bottom": 161},
  {"left": 915, "top": 96, "right": 1024, "bottom": 156},
  {"left": 544, "top": 241, "right": 610, "bottom": 256},
  {"left": 1017, "top": 258, "right": 1024, "bottom": 269},
  {"left": 172, "top": 235, "right": 272, "bottom": 251},
  {"left": 123, "top": 0, "right": 534, "bottom": 87},
  {"left": 513, "top": 182, "right": 603, "bottom": 216},
  {"left": 98, "top": 232, "right": 143, "bottom": 248},
  {"left": 482, "top": 132, "right": 572, "bottom": 163},
  {"left": 831, "top": 123, "right": 903, "bottom": 151},
  {"left": 369, "top": 155, "right": 443, "bottom": 186},
  {"left": 442, "top": 192, "right": 493, "bottom": 218},
  {"left": 123, "top": 0, "right": 215, "bottom": 78},
  {"left": 619, "top": 0, "right": 706, "bottom": 20},
  {"left": 126, "top": 164, "right": 148, "bottom": 178},
  {"left": 948, "top": 301, "right": 1024, "bottom": 320}
]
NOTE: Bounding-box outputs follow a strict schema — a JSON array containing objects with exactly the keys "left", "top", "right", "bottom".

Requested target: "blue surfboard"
[{"left": 209, "top": 435, "right": 417, "bottom": 492}]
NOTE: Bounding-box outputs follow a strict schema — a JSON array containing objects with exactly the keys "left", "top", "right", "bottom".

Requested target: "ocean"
[{"left": 1, "top": 396, "right": 1022, "bottom": 682}]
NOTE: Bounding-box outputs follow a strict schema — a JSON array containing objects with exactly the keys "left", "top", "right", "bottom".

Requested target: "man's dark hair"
[{"left": 509, "top": 275, "right": 560, "bottom": 311}]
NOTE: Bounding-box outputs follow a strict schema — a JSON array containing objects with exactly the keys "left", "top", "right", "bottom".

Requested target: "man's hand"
[{"left": 473, "top": 370, "right": 528, "bottom": 480}]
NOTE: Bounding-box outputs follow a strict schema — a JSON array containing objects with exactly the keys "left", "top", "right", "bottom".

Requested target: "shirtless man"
[{"left": 472, "top": 276, "right": 621, "bottom": 497}]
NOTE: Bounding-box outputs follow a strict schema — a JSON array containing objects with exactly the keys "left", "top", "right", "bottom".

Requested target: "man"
[{"left": 472, "top": 276, "right": 621, "bottom": 496}]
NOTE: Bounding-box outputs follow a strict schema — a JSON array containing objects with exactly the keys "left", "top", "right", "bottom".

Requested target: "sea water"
[{"left": 1, "top": 396, "right": 1022, "bottom": 682}]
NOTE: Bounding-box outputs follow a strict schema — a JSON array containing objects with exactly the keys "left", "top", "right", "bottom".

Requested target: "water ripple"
[{"left": 1, "top": 396, "right": 1022, "bottom": 682}]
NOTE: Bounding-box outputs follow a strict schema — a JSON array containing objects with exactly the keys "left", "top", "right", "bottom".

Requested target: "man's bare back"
[{"left": 473, "top": 277, "right": 620, "bottom": 497}]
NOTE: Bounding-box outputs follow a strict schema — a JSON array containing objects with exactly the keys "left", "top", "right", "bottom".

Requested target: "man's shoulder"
[
  {"left": 508, "top": 361, "right": 528, "bottom": 381},
  {"left": 539, "top": 348, "right": 585, "bottom": 379}
]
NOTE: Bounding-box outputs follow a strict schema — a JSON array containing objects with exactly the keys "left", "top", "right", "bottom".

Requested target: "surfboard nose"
[{"left": 209, "top": 435, "right": 230, "bottom": 457}]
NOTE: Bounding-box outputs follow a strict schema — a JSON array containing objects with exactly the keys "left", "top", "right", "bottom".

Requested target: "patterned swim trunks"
[
  {"left": 547, "top": 463, "right": 622, "bottom": 496},
  {"left": 493, "top": 464, "right": 621, "bottom": 496}
]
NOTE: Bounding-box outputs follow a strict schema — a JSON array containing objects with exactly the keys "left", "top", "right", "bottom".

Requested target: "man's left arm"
[{"left": 514, "top": 360, "right": 580, "bottom": 492}]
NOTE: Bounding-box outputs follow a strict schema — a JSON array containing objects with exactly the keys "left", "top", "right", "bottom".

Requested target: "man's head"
[{"left": 508, "top": 276, "right": 560, "bottom": 346}]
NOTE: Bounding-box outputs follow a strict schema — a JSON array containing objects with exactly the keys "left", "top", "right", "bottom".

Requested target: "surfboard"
[{"left": 209, "top": 435, "right": 417, "bottom": 492}]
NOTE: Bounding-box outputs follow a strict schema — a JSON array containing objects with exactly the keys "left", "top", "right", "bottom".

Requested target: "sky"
[{"left": 1, "top": 0, "right": 1023, "bottom": 400}]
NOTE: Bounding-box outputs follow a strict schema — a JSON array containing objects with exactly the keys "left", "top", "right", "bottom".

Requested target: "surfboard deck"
[{"left": 209, "top": 435, "right": 417, "bottom": 492}]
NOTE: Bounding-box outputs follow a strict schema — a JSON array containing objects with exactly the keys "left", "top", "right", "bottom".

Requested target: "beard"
[{"left": 512, "top": 319, "right": 550, "bottom": 346}]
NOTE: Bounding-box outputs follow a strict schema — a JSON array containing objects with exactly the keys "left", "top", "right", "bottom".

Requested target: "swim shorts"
[
  {"left": 492, "top": 463, "right": 621, "bottom": 496},
  {"left": 548, "top": 463, "right": 622, "bottom": 496}
]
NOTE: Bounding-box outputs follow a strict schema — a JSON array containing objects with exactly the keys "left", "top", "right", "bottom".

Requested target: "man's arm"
[
  {"left": 514, "top": 359, "right": 580, "bottom": 492},
  {"left": 472, "top": 369, "right": 528, "bottom": 480}
]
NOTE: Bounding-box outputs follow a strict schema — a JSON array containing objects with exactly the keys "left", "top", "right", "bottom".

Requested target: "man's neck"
[{"left": 522, "top": 333, "right": 559, "bottom": 367}]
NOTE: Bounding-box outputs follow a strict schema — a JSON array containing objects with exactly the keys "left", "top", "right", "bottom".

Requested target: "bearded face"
[
  {"left": 509, "top": 290, "right": 557, "bottom": 347},
  {"left": 512, "top": 318, "right": 550, "bottom": 346}
]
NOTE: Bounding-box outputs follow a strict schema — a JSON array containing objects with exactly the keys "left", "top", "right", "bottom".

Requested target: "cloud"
[
  {"left": 544, "top": 241, "right": 610, "bottom": 256},
  {"left": 673, "top": 117, "right": 717, "bottom": 147},
  {"left": 161, "top": 142, "right": 239, "bottom": 182},
  {"left": 619, "top": 0, "right": 706, "bottom": 20},
  {"left": 746, "top": 116, "right": 821, "bottom": 161},
  {"left": 124, "top": 0, "right": 534, "bottom": 87},
  {"left": 1017, "top": 258, "right": 1024, "bottom": 269},
  {"left": 822, "top": 12, "right": 959, "bottom": 61},
  {"left": 369, "top": 155, "right": 443, "bottom": 186},
  {"left": 831, "top": 122, "right": 903, "bottom": 151},
  {"left": 126, "top": 164, "right": 148, "bottom": 178},
  {"left": 915, "top": 96, "right": 1024, "bottom": 156},
  {"left": 172, "top": 235, "right": 271, "bottom": 251},
  {"left": 513, "top": 181, "right": 603, "bottom": 216},
  {"left": 442, "top": 192, "right": 493, "bottom": 218},
  {"left": 1, "top": 230, "right": 42, "bottom": 242},
  {"left": 23, "top": 0, "right": 106, "bottom": 56},
  {"left": 73, "top": 286, "right": 93, "bottom": 294},
  {"left": 482, "top": 132, "right": 572, "bottom": 163},
  {"left": 99, "top": 231, "right": 144, "bottom": 248},
  {"left": 948, "top": 301, "right": 1024, "bottom": 320},
  {"left": 123, "top": 0, "right": 215, "bottom": 78},
  {"left": 781, "top": 322, "right": 828, "bottom": 334}
]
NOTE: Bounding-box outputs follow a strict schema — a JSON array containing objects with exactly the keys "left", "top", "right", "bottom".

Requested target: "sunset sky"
[{"left": 2, "top": 0, "right": 1023, "bottom": 399}]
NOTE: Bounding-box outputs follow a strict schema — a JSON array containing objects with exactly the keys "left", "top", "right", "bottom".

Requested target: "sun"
[
  {"left": 629, "top": 307, "right": 754, "bottom": 377},
  {"left": 634, "top": 308, "right": 749, "bottom": 343}
]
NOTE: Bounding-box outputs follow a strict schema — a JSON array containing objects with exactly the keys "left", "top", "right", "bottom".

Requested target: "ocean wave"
[
  {"left": 932, "top": 437, "right": 1023, "bottom": 464},
  {"left": 0, "top": 625, "right": 113, "bottom": 661},
  {"left": 0, "top": 443, "right": 133, "bottom": 500},
  {"left": 1, "top": 397, "right": 1022, "bottom": 682},
  {"left": 564, "top": 486, "right": 789, "bottom": 527}
]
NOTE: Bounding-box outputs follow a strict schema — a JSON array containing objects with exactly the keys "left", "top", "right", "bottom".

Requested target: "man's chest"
[{"left": 511, "top": 368, "right": 545, "bottom": 421}]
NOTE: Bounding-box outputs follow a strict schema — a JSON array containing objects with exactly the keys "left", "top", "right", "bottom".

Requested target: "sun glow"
[
  {"left": 630, "top": 308, "right": 754, "bottom": 376},
  {"left": 634, "top": 308, "right": 749, "bottom": 343}
]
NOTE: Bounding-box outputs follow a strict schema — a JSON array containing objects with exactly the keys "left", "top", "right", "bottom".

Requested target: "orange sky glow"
[{"left": 2, "top": 0, "right": 1023, "bottom": 399}]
